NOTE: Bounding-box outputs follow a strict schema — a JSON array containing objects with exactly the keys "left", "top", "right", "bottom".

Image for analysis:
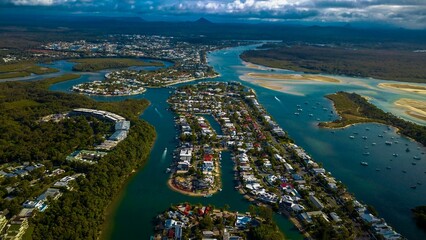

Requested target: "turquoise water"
[{"left": 43, "top": 45, "right": 426, "bottom": 239}]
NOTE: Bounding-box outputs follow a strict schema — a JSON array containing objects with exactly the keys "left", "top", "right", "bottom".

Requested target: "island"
[
  {"left": 319, "top": 91, "right": 426, "bottom": 146},
  {"left": 0, "top": 74, "right": 156, "bottom": 239},
  {"left": 153, "top": 204, "right": 283, "bottom": 240},
  {"left": 70, "top": 58, "right": 164, "bottom": 72},
  {"left": 0, "top": 61, "right": 58, "bottom": 79},
  {"left": 167, "top": 82, "right": 402, "bottom": 239}
]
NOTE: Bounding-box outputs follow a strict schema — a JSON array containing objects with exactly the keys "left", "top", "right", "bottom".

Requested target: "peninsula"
[
  {"left": 167, "top": 82, "right": 402, "bottom": 239},
  {"left": 320, "top": 92, "right": 426, "bottom": 146}
]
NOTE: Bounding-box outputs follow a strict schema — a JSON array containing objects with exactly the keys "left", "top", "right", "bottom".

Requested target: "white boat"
[
  {"left": 349, "top": 136, "right": 355, "bottom": 139},
  {"left": 360, "top": 162, "right": 368, "bottom": 166},
  {"left": 385, "top": 141, "right": 392, "bottom": 145},
  {"left": 204, "top": 194, "right": 213, "bottom": 198}
]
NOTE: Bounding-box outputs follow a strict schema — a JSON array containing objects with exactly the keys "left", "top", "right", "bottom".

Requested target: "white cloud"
[
  {"left": 9, "top": 0, "right": 73, "bottom": 6},
  {"left": 3, "top": 0, "right": 426, "bottom": 28}
]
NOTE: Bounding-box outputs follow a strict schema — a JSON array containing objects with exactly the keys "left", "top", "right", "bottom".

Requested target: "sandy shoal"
[
  {"left": 378, "top": 83, "right": 426, "bottom": 95},
  {"left": 247, "top": 73, "right": 341, "bottom": 83},
  {"left": 394, "top": 98, "right": 426, "bottom": 122},
  {"left": 242, "top": 61, "right": 267, "bottom": 70}
]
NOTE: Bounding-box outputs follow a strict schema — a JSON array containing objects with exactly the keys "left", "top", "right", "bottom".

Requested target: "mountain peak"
[{"left": 194, "top": 17, "right": 213, "bottom": 24}]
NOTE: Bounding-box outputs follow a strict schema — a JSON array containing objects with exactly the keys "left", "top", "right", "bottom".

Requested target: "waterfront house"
[{"left": 309, "top": 195, "right": 325, "bottom": 210}]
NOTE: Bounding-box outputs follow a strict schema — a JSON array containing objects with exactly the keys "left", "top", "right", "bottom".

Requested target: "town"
[
  {"left": 167, "top": 82, "right": 402, "bottom": 239},
  {"left": 65, "top": 35, "right": 228, "bottom": 95}
]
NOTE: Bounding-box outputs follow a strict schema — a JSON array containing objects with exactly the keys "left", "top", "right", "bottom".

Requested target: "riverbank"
[{"left": 100, "top": 133, "right": 157, "bottom": 240}]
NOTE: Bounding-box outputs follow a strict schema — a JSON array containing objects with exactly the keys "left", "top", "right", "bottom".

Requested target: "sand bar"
[
  {"left": 242, "top": 61, "right": 267, "bottom": 70},
  {"left": 379, "top": 83, "right": 426, "bottom": 95},
  {"left": 247, "top": 73, "right": 341, "bottom": 83},
  {"left": 395, "top": 98, "right": 426, "bottom": 122}
]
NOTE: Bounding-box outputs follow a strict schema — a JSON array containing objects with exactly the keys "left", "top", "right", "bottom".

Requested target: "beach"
[
  {"left": 395, "top": 98, "right": 426, "bottom": 121},
  {"left": 379, "top": 83, "right": 426, "bottom": 95},
  {"left": 246, "top": 73, "right": 341, "bottom": 83}
]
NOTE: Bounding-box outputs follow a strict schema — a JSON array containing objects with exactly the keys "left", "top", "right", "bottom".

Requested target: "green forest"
[
  {"left": 71, "top": 58, "right": 164, "bottom": 72},
  {"left": 240, "top": 44, "right": 426, "bottom": 83},
  {"left": 0, "top": 75, "right": 156, "bottom": 239},
  {"left": 0, "top": 61, "right": 58, "bottom": 79},
  {"left": 319, "top": 92, "right": 426, "bottom": 146}
]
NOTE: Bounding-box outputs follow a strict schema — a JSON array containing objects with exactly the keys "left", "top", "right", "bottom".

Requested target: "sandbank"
[
  {"left": 379, "top": 83, "right": 426, "bottom": 95},
  {"left": 246, "top": 73, "right": 341, "bottom": 83},
  {"left": 395, "top": 98, "right": 426, "bottom": 122}
]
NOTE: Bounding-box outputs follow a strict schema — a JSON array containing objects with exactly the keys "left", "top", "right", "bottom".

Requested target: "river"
[{"left": 25, "top": 45, "right": 426, "bottom": 239}]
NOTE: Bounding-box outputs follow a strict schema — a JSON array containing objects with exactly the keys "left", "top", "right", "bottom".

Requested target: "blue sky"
[{"left": 1, "top": 0, "right": 426, "bottom": 29}]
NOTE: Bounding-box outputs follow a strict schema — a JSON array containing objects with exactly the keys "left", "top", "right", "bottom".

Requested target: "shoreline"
[
  {"left": 163, "top": 74, "right": 221, "bottom": 87},
  {"left": 167, "top": 178, "right": 219, "bottom": 197},
  {"left": 73, "top": 88, "right": 147, "bottom": 97}
]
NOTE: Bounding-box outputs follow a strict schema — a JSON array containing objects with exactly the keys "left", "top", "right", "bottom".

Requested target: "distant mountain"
[{"left": 194, "top": 17, "right": 213, "bottom": 24}]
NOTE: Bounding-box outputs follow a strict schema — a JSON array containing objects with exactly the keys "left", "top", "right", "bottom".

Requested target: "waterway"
[{"left": 17, "top": 44, "right": 425, "bottom": 239}]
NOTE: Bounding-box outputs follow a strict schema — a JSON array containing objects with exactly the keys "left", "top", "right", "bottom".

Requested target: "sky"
[{"left": 1, "top": 0, "right": 426, "bottom": 29}]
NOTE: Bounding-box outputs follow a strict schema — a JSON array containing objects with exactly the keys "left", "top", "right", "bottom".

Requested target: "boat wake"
[
  {"left": 161, "top": 148, "right": 167, "bottom": 161},
  {"left": 274, "top": 96, "right": 281, "bottom": 103},
  {"left": 154, "top": 107, "right": 163, "bottom": 118}
]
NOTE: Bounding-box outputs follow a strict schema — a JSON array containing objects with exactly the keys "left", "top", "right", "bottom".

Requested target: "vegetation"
[
  {"left": 240, "top": 44, "right": 426, "bottom": 83},
  {"left": 0, "top": 62, "right": 58, "bottom": 79},
  {"left": 412, "top": 206, "right": 426, "bottom": 231},
  {"left": 319, "top": 92, "right": 426, "bottom": 146},
  {"left": 0, "top": 74, "right": 156, "bottom": 239},
  {"left": 70, "top": 58, "right": 164, "bottom": 72},
  {"left": 247, "top": 206, "right": 284, "bottom": 240}
]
